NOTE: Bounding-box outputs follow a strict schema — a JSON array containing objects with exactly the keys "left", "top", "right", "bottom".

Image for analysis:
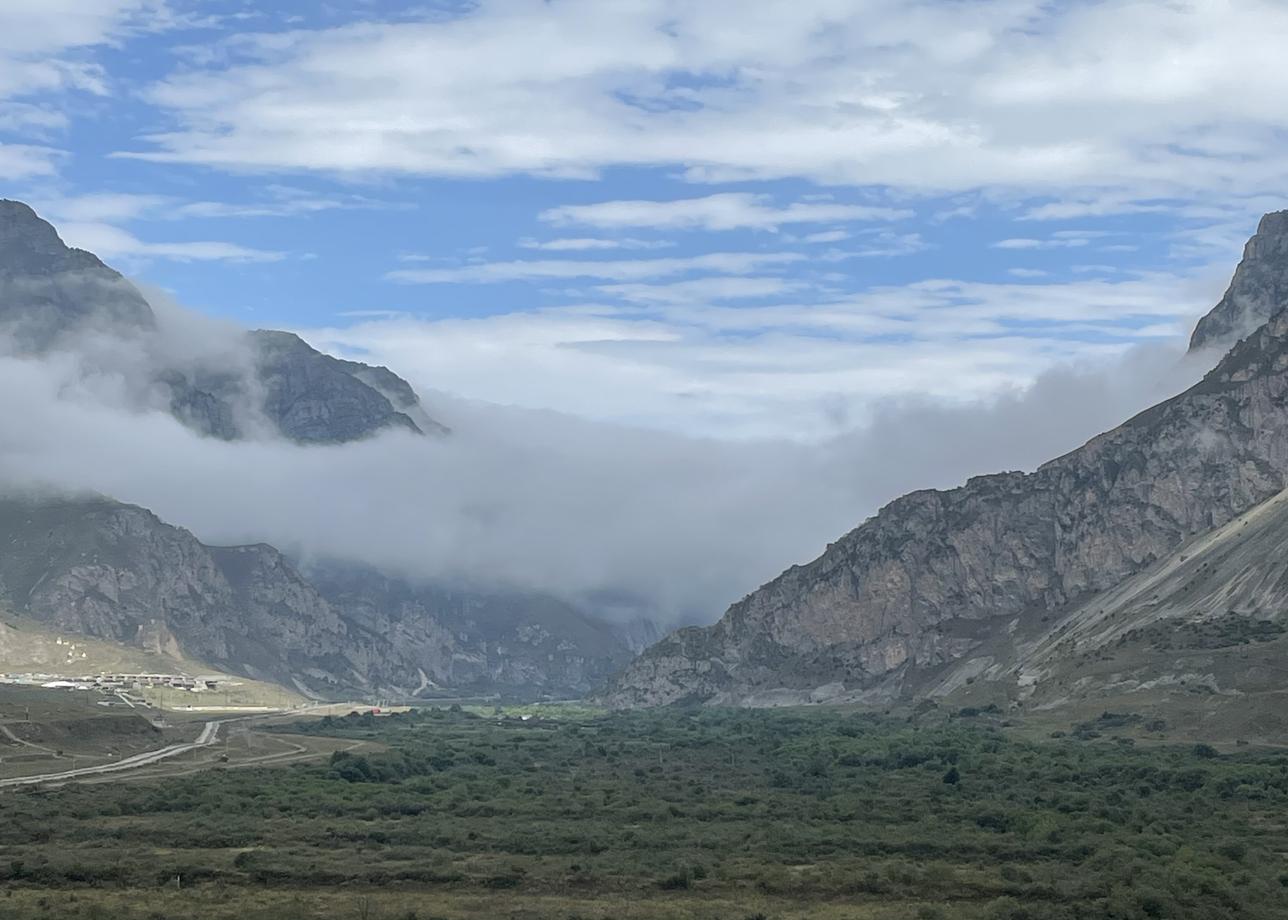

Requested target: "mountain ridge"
[
  {"left": 0, "top": 200, "right": 619, "bottom": 699},
  {"left": 0, "top": 199, "right": 443, "bottom": 445},
  {"left": 0, "top": 492, "right": 634, "bottom": 698},
  {"left": 600, "top": 210, "right": 1288, "bottom": 709}
]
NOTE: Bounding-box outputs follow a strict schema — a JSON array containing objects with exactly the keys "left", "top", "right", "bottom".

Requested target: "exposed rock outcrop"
[
  {"left": 1190, "top": 210, "right": 1288, "bottom": 352},
  {"left": 310, "top": 564, "right": 632, "bottom": 696},
  {"left": 0, "top": 495, "right": 632, "bottom": 698},
  {"left": 0, "top": 199, "right": 443, "bottom": 444},
  {"left": 602, "top": 212, "right": 1288, "bottom": 708},
  {"left": 0, "top": 200, "right": 155, "bottom": 350}
]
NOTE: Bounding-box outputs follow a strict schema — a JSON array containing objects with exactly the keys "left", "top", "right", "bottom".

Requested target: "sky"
[
  {"left": 1, "top": 0, "right": 1283, "bottom": 442},
  {"left": 0, "top": 1, "right": 1283, "bottom": 624}
]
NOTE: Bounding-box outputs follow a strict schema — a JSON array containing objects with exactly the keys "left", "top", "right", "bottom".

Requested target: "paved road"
[{"left": 0, "top": 719, "right": 224, "bottom": 789}]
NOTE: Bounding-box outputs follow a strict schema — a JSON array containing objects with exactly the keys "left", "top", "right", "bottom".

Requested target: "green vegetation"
[
  {"left": 1116, "top": 612, "right": 1288, "bottom": 652},
  {"left": 2, "top": 706, "right": 1287, "bottom": 919}
]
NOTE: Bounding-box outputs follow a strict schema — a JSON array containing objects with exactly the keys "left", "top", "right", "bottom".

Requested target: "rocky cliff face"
[
  {"left": 0, "top": 199, "right": 443, "bottom": 444},
  {"left": 310, "top": 565, "right": 634, "bottom": 696},
  {"left": 0, "top": 495, "right": 358, "bottom": 693},
  {"left": 249, "top": 330, "right": 436, "bottom": 442},
  {"left": 0, "top": 200, "right": 623, "bottom": 699},
  {"left": 0, "top": 495, "right": 631, "bottom": 698},
  {"left": 0, "top": 200, "right": 155, "bottom": 350},
  {"left": 601, "top": 211, "right": 1288, "bottom": 708},
  {"left": 1190, "top": 210, "right": 1288, "bottom": 352}
]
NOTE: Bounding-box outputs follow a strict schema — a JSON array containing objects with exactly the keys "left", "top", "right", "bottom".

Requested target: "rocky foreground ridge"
[{"left": 601, "top": 210, "right": 1288, "bottom": 709}]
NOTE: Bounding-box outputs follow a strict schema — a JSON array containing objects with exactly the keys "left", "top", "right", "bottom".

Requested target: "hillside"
[
  {"left": 0, "top": 199, "right": 444, "bottom": 444},
  {"left": 0, "top": 494, "right": 633, "bottom": 699},
  {"left": 0, "top": 200, "right": 633, "bottom": 700},
  {"left": 601, "top": 210, "right": 1288, "bottom": 710}
]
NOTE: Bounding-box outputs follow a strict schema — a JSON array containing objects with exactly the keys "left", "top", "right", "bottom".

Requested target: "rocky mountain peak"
[
  {"left": 1190, "top": 208, "right": 1288, "bottom": 352},
  {"left": 0, "top": 200, "right": 73, "bottom": 262},
  {"left": 603, "top": 210, "right": 1288, "bottom": 709},
  {"left": 0, "top": 199, "right": 444, "bottom": 444},
  {"left": 0, "top": 200, "right": 155, "bottom": 350}
]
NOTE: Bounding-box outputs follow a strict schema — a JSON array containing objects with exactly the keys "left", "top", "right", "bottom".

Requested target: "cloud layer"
[
  {"left": 118, "top": 0, "right": 1288, "bottom": 210},
  {"left": 0, "top": 287, "right": 1212, "bottom": 626}
]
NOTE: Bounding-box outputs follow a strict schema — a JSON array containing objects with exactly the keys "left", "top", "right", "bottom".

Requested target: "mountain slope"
[
  {"left": 1190, "top": 210, "right": 1288, "bottom": 351},
  {"left": 0, "top": 495, "right": 360, "bottom": 694},
  {"left": 0, "top": 200, "right": 155, "bottom": 350},
  {"left": 601, "top": 210, "right": 1288, "bottom": 708},
  {"left": 0, "top": 199, "right": 443, "bottom": 444},
  {"left": 309, "top": 564, "right": 634, "bottom": 696},
  {"left": 0, "top": 495, "right": 633, "bottom": 699},
  {"left": 916, "top": 486, "right": 1288, "bottom": 741},
  {"left": 0, "top": 200, "right": 630, "bottom": 700},
  {"left": 989, "top": 485, "right": 1288, "bottom": 708}
]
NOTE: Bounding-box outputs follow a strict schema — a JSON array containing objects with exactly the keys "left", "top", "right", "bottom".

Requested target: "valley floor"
[{"left": 2, "top": 705, "right": 1287, "bottom": 919}]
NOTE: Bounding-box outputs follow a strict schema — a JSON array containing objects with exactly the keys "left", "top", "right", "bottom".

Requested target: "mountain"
[
  {"left": 0, "top": 199, "right": 444, "bottom": 444},
  {"left": 0, "top": 494, "right": 633, "bottom": 698},
  {"left": 931, "top": 484, "right": 1288, "bottom": 736},
  {"left": 1190, "top": 210, "right": 1288, "bottom": 352},
  {"left": 308, "top": 564, "right": 634, "bottom": 696},
  {"left": 0, "top": 200, "right": 155, "bottom": 350},
  {"left": 0, "top": 494, "right": 358, "bottom": 694},
  {"left": 601, "top": 210, "right": 1288, "bottom": 709},
  {"left": 0, "top": 199, "right": 623, "bottom": 699}
]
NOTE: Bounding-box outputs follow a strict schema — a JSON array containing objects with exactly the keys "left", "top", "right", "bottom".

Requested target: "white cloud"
[
  {"left": 114, "top": 0, "right": 1288, "bottom": 213},
  {"left": 597, "top": 277, "right": 804, "bottom": 304},
  {"left": 799, "top": 229, "right": 851, "bottom": 244},
  {"left": 0, "top": 102, "right": 67, "bottom": 135},
  {"left": 35, "top": 186, "right": 394, "bottom": 223},
  {"left": 386, "top": 251, "right": 804, "bottom": 284},
  {"left": 994, "top": 236, "right": 1089, "bottom": 250},
  {"left": 0, "top": 142, "right": 61, "bottom": 179},
  {"left": 846, "top": 231, "right": 930, "bottom": 259},
  {"left": 34, "top": 192, "right": 167, "bottom": 223},
  {"left": 0, "top": 1, "right": 166, "bottom": 97},
  {"left": 518, "top": 237, "right": 673, "bottom": 251},
  {"left": 57, "top": 221, "right": 286, "bottom": 263},
  {"left": 0, "top": 331, "right": 1209, "bottom": 624},
  {"left": 540, "top": 193, "right": 911, "bottom": 232},
  {"left": 308, "top": 271, "right": 1220, "bottom": 442}
]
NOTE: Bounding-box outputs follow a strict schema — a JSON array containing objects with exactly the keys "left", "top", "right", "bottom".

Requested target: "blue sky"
[{"left": 4, "top": 0, "right": 1286, "bottom": 440}]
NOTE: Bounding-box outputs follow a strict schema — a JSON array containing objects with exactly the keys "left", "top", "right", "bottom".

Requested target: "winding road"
[{"left": 0, "top": 718, "right": 225, "bottom": 789}]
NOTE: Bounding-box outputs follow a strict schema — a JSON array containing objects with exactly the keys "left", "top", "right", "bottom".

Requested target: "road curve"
[{"left": 0, "top": 719, "right": 224, "bottom": 790}]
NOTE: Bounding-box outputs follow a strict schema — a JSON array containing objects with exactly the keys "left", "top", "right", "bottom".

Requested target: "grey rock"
[
  {"left": 308, "top": 564, "right": 634, "bottom": 697},
  {"left": 0, "top": 495, "right": 636, "bottom": 698},
  {"left": 601, "top": 213, "right": 1288, "bottom": 708},
  {"left": 0, "top": 199, "right": 445, "bottom": 444},
  {"left": 250, "top": 330, "right": 427, "bottom": 443},
  {"left": 0, "top": 199, "right": 155, "bottom": 350},
  {"left": 0, "top": 495, "right": 363, "bottom": 693},
  {"left": 1190, "top": 210, "right": 1288, "bottom": 352}
]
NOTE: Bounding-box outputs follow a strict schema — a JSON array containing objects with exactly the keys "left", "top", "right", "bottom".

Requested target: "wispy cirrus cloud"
[
  {"left": 518, "top": 237, "right": 673, "bottom": 252},
  {"left": 386, "top": 251, "right": 804, "bottom": 284},
  {"left": 57, "top": 221, "right": 286, "bottom": 264},
  {"left": 312, "top": 270, "right": 1220, "bottom": 442},
  {"left": 114, "top": 0, "right": 1288, "bottom": 215},
  {"left": 540, "top": 193, "right": 911, "bottom": 232},
  {"left": 34, "top": 186, "right": 398, "bottom": 223}
]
